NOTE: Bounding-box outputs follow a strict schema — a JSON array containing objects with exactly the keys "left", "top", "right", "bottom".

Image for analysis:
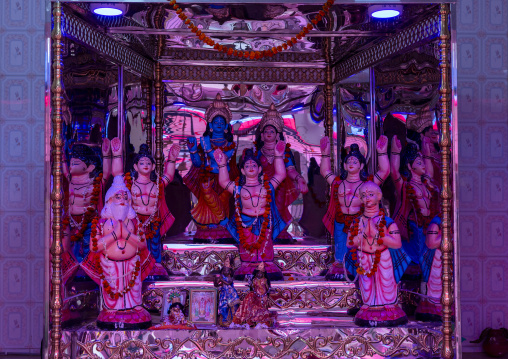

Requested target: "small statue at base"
[
  {"left": 415, "top": 216, "right": 443, "bottom": 322},
  {"left": 83, "top": 176, "right": 154, "bottom": 330},
  {"left": 232, "top": 262, "right": 276, "bottom": 328},
  {"left": 153, "top": 293, "right": 196, "bottom": 330},
  {"left": 215, "top": 256, "right": 241, "bottom": 327},
  {"left": 345, "top": 181, "right": 411, "bottom": 327}
]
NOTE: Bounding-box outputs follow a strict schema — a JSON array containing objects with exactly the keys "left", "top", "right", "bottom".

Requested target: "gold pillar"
[
  {"left": 50, "top": 2, "right": 63, "bottom": 358},
  {"left": 154, "top": 35, "right": 164, "bottom": 174},
  {"left": 439, "top": 4, "right": 454, "bottom": 359},
  {"left": 324, "top": 36, "right": 335, "bottom": 172},
  {"left": 142, "top": 79, "right": 153, "bottom": 152}
]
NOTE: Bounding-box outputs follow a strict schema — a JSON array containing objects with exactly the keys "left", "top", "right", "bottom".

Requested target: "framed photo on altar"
[{"left": 189, "top": 288, "right": 217, "bottom": 324}]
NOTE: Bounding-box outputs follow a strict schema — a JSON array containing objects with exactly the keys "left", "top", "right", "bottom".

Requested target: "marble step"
[
  {"left": 162, "top": 242, "right": 333, "bottom": 277},
  {"left": 143, "top": 279, "right": 357, "bottom": 314}
]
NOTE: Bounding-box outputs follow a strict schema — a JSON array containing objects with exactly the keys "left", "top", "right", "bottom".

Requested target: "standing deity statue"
[
  {"left": 320, "top": 135, "right": 390, "bottom": 280},
  {"left": 232, "top": 262, "right": 277, "bottom": 328},
  {"left": 345, "top": 181, "right": 411, "bottom": 327},
  {"left": 254, "top": 104, "right": 308, "bottom": 244},
  {"left": 390, "top": 135, "right": 440, "bottom": 269},
  {"left": 415, "top": 216, "right": 443, "bottom": 322},
  {"left": 83, "top": 176, "right": 154, "bottom": 329},
  {"left": 215, "top": 143, "right": 287, "bottom": 281},
  {"left": 112, "top": 140, "right": 180, "bottom": 277},
  {"left": 61, "top": 139, "right": 119, "bottom": 283},
  {"left": 214, "top": 256, "right": 241, "bottom": 327},
  {"left": 184, "top": 93, "right": 239, "bottom": 244}
]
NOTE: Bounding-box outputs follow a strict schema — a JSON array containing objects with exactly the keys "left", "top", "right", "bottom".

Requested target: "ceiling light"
[
  {"left": 172, "top": 101, "right": 186, "bottom": 106},
  {"left": 90, "top": 3, "right": 127, "bottom": 16},
  {"left": 369, "top": 5, "right": 402, "bottom": 19}
]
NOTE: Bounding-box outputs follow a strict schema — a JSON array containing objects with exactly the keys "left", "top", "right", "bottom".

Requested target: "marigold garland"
[
  {"left": 348, "top": 209, "right": 387, "bottom": 278},
  {"left": 167, "top": 0, "right": 335, "bottom": 60},
  {"left": 406, "top": 179, "right": 439, "bottom": 232},
  {"left": 64, "top": 173, "right": 103, "bottom": 243},
  {"left": 90, "top": 217, "right": 141, "bottom": 300},
  {"left": 330, "top": 178, "right": 363, "bottom": 232},
  {"left": 234, "top": 176, "right": 272, "bottom": 253}
]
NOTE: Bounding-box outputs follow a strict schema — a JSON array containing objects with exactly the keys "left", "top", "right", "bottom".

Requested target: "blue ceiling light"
[
  {"left": 291, "top": 103, "right": 305, "bottom": 112},
  {"left": 369, "top": 5, "right": 402, "bottom": 19},
  {"left": 172, "top": 101, "right": 186, "bottom": 106},
  {"left": 90, "top": 3, "right": 127, "bottom": 16}
]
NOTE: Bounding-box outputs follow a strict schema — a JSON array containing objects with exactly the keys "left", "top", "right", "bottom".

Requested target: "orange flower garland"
[
  {"left": 64, "top": 173, "right": 103, "bottom": 243},
  {"left": 90, "top": 217, "right": 141, "bottom": 300},
  {"left": 234, "top": 176, "right": 272, "bottom": 253},
  {"left": 348, "top": 209, "right": 387, "bottom": 278},
  {"left": 168, "top": 0, "right": 335, "bottom": 60}
]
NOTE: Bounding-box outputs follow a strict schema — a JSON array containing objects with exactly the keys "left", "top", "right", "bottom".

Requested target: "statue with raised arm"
[
  {"left": 415, "top": 215, "right": 443, "bottom": 322},
  {"left": 111, "top": 140, "right": 180, "bottom": 277},
  {"left": 215, "top": 142, "right": 288, "bottom": 281},
  {"left": 344, "top": 181, "right": 411, "bottom": 327},
  {"left": 320, "top": 135, "right": 390, "bottom": 280},
  {"left": 184, "top": 93, "right": 239, "bottom": 244},
  {"left": 254, "top": 104, "right": 308, "bottom": 244},
  {"left": 61, "top": 138, "right": 119, "bottom": 283},
  {"left": 83, "top": 176, "right": 154, "bottom": 329},
  {"left": 390, "top": 135, "right": 440, "bottom": 268}
]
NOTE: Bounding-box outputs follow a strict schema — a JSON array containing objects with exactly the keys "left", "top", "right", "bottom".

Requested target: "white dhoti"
[
  {"left": 426, "top": 249, "right": 442, "bottom": 299},
  {"left": 100, "top": 254, "right": 142, "bottom": 310},
  {"left": 358, "top": 249, "right": 398, "bottom": 306}
]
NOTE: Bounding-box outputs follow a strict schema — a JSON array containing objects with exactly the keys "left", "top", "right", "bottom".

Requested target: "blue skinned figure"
[{"left": 183, "top": 94, "right": 239, "bottom": 244}]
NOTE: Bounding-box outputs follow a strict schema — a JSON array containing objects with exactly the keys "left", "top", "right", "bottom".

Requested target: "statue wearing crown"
[
  {"left": 320, "top": 135, "right": 390, "bottom": 280},
  {"left": 214, "top": 142, "right": 287, "bottom": 281},
  {"left": 254, "top": 104, "right": 308, "bottom": 244},
  {"left": 214, "top": 255, "right": 241, "bottom": 327},
  {"left": 184, "top": 94, "right": 240, "bottom": 244},
  {"left": 111, "top": 140, "right": 180, "bottom": 277},
  {"left": 232, "top": 262, "right": 276, "bottom": 328},
  {"left": 83, "top": 176, "right": 154, "bottom": 329}
]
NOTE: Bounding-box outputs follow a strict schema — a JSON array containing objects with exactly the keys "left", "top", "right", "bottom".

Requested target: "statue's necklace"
[{"left": 134, "top": 180, "right": 155, "bottom": 206}]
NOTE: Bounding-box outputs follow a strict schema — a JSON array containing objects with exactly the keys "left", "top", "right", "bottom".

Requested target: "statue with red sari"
[
  {"left": 184, "top": 94, "right": 239, "bottom": 244},
  {"left": 253, "top": 104, "right": 308, "bottom": 244}
]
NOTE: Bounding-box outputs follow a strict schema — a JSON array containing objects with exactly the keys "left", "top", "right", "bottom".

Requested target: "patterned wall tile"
[
  {"left": 458, "top": 169, "right": 482, "bottom": 210},
  {"left": 457, "top": 0, "right": 481, "bottom": 33},
  {"left": 461, "top": 302, "right": 483, "bottom": 343},
  {"left": 32, "top": 76, "right": 46, "bottom": 119},
  {"left": 0, "top": 304, "right": 30, "bottom": 350},
  {"left": 1, "top": 122, "right": 30, "bottom": 166},
  {"left": 31, "top": 167, "right": 45, "bottom": 210},
  {"left": 457, "top": 36, "right": 481, "bottom": 76},
  {"left": 0, "top": 260, "right": 29, "bottom": 303},
  {"left": 1, "top": 0, "right": 30, "bottom": 30},
  {"left": 484, "top": 36, "right": 507, "bottom": 77},
  {"left": 482, "top": 169, "right": 508, "bottom": 211},
  {"left": 0, "top": 77, "right": 31, "bottom": 120},
  {"left": 484, "top": 81, "right": 508, "bottom": 122},
  {"left": 32, "top": 33, "right": 46, "bottom": 75},
  {"left": 460, "top": 257, "right": 483, "bottom": 301},
  {"left": 30, "top": 303, "right": 44, "bottom": 352},
  {"left": 1, "top": 33, "right": 30, "bottom": 75},
  {"left": 459, "top": 212, "right": 482, "bottom": 256},
  {"left": 483, "top": 213, "right": 508, "bottom": 256},
  {"left": 457, "top": 81, "right": 482, "bottom": 122},
  {"left": 0, "top": 214, "right": 30, "bottom": 257},
  {"left": 484, "top": 303, "right": 508, "bottom": 332},
  {"left": 32, "top": 0, "right": 47, "bottom": 29},
  {"left": 485, "top": 0, "right": 508, "bottom": 32},
  {"left": 484, "top": 259, "right": 508, "bottom": 300},
  {"left": 0, "top": 168, "right": 30, "bottom": 211},
  {"left": 482, "top": 124, "right": 508, "bottom": 165},
  {"left": 30, "top": 259, "right": 44, "bottom": 303},
  {"left": 30, "top": 213, "right": 45, "bottom": 257},
  {"left": 32, "top": 123, "right": 45, "bottom": 164},
  {"left": 458, "top": 124, "right": 482, "bottom": 165}
]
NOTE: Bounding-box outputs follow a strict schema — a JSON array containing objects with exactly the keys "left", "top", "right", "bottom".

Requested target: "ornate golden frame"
[{"left": 49, "top": 2, "right": 456, "bottom": 358}]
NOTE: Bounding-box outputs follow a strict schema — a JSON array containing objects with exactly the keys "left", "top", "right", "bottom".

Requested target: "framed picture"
[
  {"left": 161, "top": 289, "right": 187, "bottom": 319},
  {"left": 189, "top": 288, "right": 217, "bottom": 325}
]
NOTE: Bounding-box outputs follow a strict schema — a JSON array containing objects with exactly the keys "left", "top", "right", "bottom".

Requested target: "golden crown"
[
  {"left": 258, "top": 103, "right": 284, "bottom": 134},
  {"left": 205, "top": 93, "right": 232, "bottom": 124}
]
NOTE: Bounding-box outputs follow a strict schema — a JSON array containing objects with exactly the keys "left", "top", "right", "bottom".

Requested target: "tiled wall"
[
  {"left": 0, "top": 0, "right": 506, "bottom": 354},
  {"left": 457, "top": 0, "right": 508, "bottom": 352},
  {"left": 0, "top": 0, "right": 47, "bottom": 353}
]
